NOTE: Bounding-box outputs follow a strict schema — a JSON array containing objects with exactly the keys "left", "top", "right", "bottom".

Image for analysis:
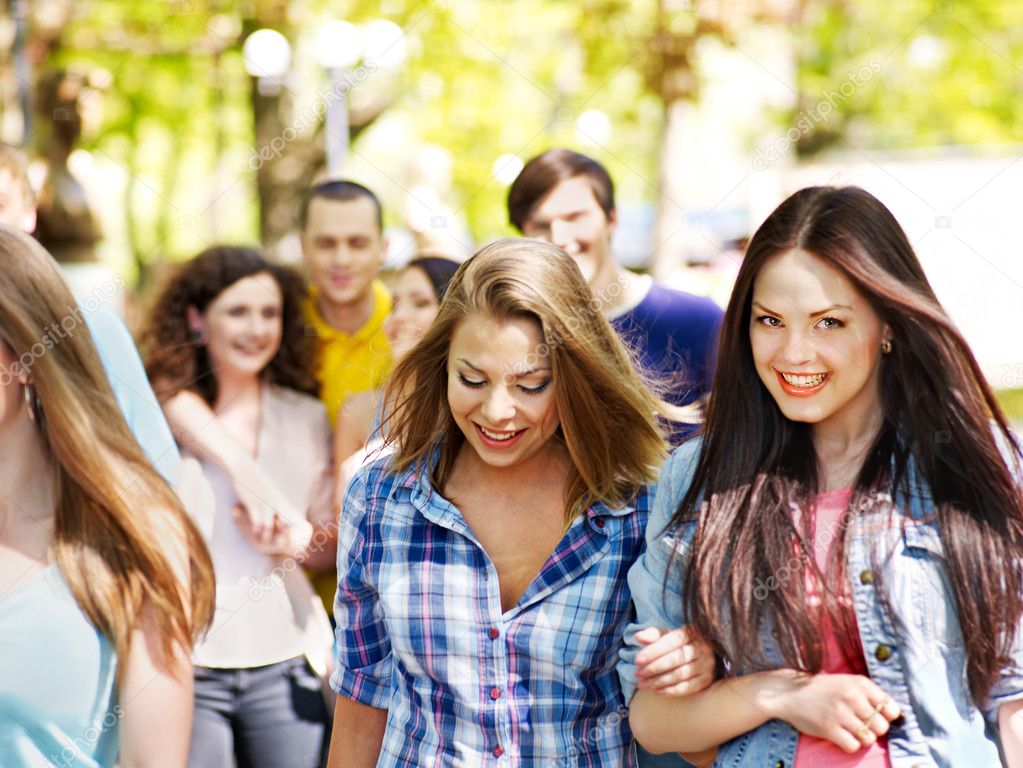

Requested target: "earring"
[
  {"left": 23, "top": 383, "right": 42, "bottom": 424},
  {"left": 189, "top": 329, "right": 203, "bottom": 344},
  {"left": 881, "top": 338, "right": 893, "bottom": 354}
]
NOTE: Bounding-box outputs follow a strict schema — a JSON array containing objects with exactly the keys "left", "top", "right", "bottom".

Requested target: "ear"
[
  {"left": 377, "top": 236, "right": 390, "bottom": 267},
  {"left": 605, "top": 206, "right": 618, "bottom": 239},
  {"left": 186, "top": 305, "right": 205, "bottom": 341}
]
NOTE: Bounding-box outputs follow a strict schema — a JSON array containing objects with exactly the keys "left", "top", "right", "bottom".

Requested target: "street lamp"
[{"left": 242, "top": 28, "right": 292, "bottom": 96}]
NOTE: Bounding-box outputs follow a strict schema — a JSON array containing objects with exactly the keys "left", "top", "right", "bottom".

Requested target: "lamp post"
[
  {"left": 316, "top": 21, "right": 362, "bottom": 178},
  {"left": 241, "top": 28, "right": 292, "bottom": 96},
  {"left": 315, "top": 19, "right": 408, "bottom": 178}
]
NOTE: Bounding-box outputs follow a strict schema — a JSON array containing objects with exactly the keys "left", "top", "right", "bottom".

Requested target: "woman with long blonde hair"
[
  {"left": 326, "top": 238, "right": 711, "bottom": 767},
  {"left": 0, "top": 225, "right": 214, "bottom": 767}
]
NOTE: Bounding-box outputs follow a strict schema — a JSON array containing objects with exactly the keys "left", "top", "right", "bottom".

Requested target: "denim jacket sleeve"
[{"left": 618, "top": 439, "right": 703, "bottom": 704}]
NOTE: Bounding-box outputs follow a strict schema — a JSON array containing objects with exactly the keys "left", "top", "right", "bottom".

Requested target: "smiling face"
[
  {"left": 520, "top": 175, "right": 616, "bottom": 287},
  {"left": 749, "top": 248, "right": 890, "bottom": 440},
  {"left": 447, "top": 313, "right": 561, "bottom": 472},
  {"left": 191, "top": 273, "right": 283, "bottom": 384},
  {"left": 384, "top": 265, "right": 441, "bottom": 361},
  {"left": 301, "top": 196, "right": 386, "bottom": 311}
]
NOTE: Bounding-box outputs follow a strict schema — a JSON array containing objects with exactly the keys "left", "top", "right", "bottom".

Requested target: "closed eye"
[
  {"left": 457, "top": 373, "right": 485, "bottom": 388},
  {"left": 518, "top": 380, "right": 551, "bottom": 394}
]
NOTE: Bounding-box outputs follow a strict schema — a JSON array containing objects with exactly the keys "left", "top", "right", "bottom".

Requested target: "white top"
[{"left": 180, "top": 384, "right": 334, "bottom": 669}]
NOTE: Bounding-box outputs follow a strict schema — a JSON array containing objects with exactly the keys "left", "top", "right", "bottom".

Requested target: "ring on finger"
[{"left": 854, "top": 722, "right": 873, "bottom": 742}]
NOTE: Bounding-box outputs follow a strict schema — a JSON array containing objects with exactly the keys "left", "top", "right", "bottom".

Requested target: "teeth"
[
  {"left": 480, "top": 426, "right": 517, "bottom": 441},
  {"left": 781, "top": 372, "right": 826, "bottom": 387}
]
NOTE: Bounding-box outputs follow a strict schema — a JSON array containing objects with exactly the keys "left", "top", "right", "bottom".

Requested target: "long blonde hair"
[
  {"left": 0, "top": 226, "right": 214, "bottom": 669},
  {"left": 385, "top": 237, "right": 669, "bottom": 521}
]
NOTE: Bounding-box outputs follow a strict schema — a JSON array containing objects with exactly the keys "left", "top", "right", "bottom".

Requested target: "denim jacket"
[{"left": 619, "top": 439, "right": 1023, "bottom": 768}]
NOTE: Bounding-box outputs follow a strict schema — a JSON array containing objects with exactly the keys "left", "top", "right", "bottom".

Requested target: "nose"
[
  {"left": 480, "top": 385, "right": 516, "bottom": 424},
  {"left": 549, "top": 220, "right": 577, "bottom": 255},
  {"left": 781, "top": 329, "right": 815, "bottom": 366},
  {"left": 247, "top": 313, "right": 274, "bottom": 338}
]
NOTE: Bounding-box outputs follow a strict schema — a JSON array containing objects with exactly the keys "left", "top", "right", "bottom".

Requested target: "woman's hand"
[
  {"left": 634, "top": 626, "right": 716, "bottom": 696},
  {"left": 757, "top": 670, "right": 901, "bottom": 753},
  {"left": 231, "top": 504, "right": 313, "bottom": 558}
]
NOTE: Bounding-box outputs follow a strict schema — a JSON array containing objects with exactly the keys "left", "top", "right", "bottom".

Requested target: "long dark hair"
[
  {"left": 141, "top": 245, "right": 317, "bottom": 404},
  {"left": 674, "top": 186, "right": 1023, "bottom": 705}
]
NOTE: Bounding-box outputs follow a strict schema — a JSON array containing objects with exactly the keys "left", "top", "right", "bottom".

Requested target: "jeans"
[{"left": 189, "top": 656, "right": 329, "bottom": 768}]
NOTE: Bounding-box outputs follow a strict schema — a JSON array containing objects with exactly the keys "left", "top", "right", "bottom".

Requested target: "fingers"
[
  {"left": 836, "top": 695, "right": 900, "bottom": 753},
  {"left": 634, "top": 626, "right": 715, "bottom": 695},
  {"left": 634, "top": 625, "right": 699, "bottom": 665}
]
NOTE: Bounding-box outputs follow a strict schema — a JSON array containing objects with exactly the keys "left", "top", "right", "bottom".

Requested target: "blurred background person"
[
  {"left": 141, "top": 246, "right": 335, "bottom": 768},
  {"left": 332, "top": 255, "right": 460, "bottom": 499},
  {"left": 0, "top": 224, "right": 214, "bottom": 767},
  {"left": 160, "top": 179, "right": 393, "bottom": 615}
]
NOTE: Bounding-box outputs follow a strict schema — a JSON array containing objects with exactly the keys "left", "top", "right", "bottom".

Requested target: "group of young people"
[{"left": 1, "top": 139, "right": 1022, "bottom": 768}]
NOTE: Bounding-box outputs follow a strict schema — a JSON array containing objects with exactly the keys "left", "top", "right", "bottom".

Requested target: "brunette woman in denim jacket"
[{"left": 620, "top": 186, "right": 1023, "bottom": 768}]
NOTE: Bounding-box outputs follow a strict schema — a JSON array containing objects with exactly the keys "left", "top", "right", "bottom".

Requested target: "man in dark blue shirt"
[{"left": 508, "top": 148, "right": 723, "bottom": 428}]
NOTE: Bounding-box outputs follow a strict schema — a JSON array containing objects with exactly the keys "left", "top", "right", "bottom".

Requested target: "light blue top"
[
  {"left": 84, "top": 307, "right": 180, "bottom": 483},
  {"left": 0, "top": 565, "right": 119, "bottom": 768},
  {"left": 620, "top": 438, "right": 1023, "bottom": 768}
]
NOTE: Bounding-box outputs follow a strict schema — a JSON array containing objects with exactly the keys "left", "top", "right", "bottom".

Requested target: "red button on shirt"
[
  {"left": 594, "top": 517, "right": 605, "bottom": 528},
  {"left": 488, "top": 628, "right": 499, "bottom": 639},
  {"left": 492, "top": 746, "right": 504, "bottom": 757},
  {"left": 489, "top": 687, "right": 501, "bottom": 700}
]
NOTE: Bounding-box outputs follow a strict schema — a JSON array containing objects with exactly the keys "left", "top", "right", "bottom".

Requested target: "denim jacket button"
[
  {"left": 875, "top": 644, "right": 893, "bottom": 661},
  {"left": 859, "top": 569, "right": 874, "bottom": 584},
  {"left": 775, "top": 760, "right": 785, "bottom": 768}
]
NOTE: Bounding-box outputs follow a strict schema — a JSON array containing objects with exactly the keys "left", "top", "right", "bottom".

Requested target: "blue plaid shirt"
[{"left": 331, "top": 452, "right": 651, "bottom": 766}]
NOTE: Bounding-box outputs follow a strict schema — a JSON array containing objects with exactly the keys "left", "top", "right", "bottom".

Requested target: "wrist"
[{"left": 749, "top": 669, "right": 801, "bottom": 721}]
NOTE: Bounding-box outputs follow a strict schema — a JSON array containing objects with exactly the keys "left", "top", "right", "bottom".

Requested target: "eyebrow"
[
  {"left": 457, "top": 358, "right": 552, "bottom": 376},
  {"left": 752, "top": 301, "right": 853, "bottom": 317}
]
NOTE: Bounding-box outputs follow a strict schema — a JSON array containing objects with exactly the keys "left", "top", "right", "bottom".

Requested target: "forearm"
[
  {"left": 630, "top": 670, "right": 789, "bottom": 754},
  {"left": 1000, "top": 700, "right": 1023, "bottom": 768},
  {"left": 327, "top": 696, "right": 387, "bottom": 768},
  {"left": 163, "top": 390, "right": 250, "bottom": 474}
]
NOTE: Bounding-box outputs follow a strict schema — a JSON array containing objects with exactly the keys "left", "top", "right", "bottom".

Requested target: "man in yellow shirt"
[{"left": 300, "top": 180, "right": 393, "bottom": 426}]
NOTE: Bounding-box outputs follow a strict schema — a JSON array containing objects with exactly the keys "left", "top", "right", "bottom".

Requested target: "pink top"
[{"left": 793, "top": 488, "right": 891, "bottom": 768}]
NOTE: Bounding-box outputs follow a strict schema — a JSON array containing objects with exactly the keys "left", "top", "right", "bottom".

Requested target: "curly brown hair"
[{"left": 140, "top": 245, "right": 318, "bottom": 404}]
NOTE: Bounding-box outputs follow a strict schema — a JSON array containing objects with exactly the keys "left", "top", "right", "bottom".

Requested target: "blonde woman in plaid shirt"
[{"left": 326, "top": 238, "right": 714, "bottom": 766}]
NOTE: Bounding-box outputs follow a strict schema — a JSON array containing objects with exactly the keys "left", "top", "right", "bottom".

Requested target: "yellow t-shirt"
[
  {"left": 303, "top": 279, "right": 393, "bottom": 426},
  {"left": 304, "top": 280, "right": 393, "bottom": 614}
]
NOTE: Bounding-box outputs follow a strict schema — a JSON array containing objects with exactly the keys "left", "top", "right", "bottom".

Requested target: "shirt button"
[
  {"left": 489, "top": 687, "right": 501, "bottom": 699},
  {"left": 488, "top": 628, "right": 500, "bottom": 640},
  {"left": 775, "top": 761, "right": 785, "bottom": 768},
  {"left": 492, "top": 745, "right": 504, "bottom": 757},
  {"left": 875, "top": 644, "right": 893, "bottom": 661},
  {"left": 594, "top": 517, "right": 605, "bottom": 528},
  {"left": 859, "top": 569, "right": 874, "bottom": 584}
]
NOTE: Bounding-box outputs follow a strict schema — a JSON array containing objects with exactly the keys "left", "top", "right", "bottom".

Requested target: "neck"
[
  {"left": 213, "top": 372, "right": 263, "bottom": 412},
  {"left": 591, "top": 266, "right": 647, "bottom": 316},
  {"left": 453, "top": 439, "right": 571, "bottom": 499},
  {"left": 0, "top": 416, "right": 57, "bottom": 533},
  {"left": 812, "top": 406, "right": 884, "bottom": 491},
  {"left": 318, "top": 286, "right": 377, "bottom": 335}
]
